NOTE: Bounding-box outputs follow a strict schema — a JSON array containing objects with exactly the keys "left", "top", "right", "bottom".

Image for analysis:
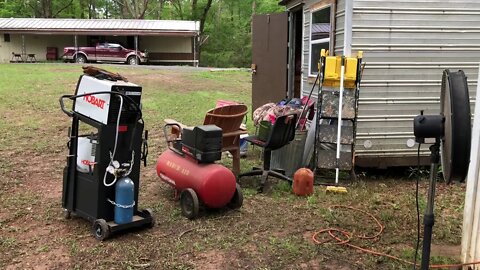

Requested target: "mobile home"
[{"left": 252, "top": 0, "right": 480, "bottom": 167}]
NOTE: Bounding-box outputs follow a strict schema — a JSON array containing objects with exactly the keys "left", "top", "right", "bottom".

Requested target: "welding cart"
[{"left": 60, "top": 74, "right": 154, "bottom": 240}]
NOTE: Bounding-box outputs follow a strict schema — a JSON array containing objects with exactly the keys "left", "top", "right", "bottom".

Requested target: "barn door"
[{"left": 251, "top": 12, "right": 289, "bottom": 111}]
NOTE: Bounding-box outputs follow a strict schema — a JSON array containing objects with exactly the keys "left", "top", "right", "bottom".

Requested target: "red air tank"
[{"left": 156, "top": 149, "right": 237, "bottom": 208}]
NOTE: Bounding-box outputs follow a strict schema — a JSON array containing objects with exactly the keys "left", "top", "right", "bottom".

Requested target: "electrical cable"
[
  {"left": 296, "top": 70, "right": 320, "bottom": 129},
  {"left": 112, "top": 95, "right": 123, "bottom": 163},
  {"left": 103, "top": 94, "right": 123, "bottom": 187},
  {"left": 59, "top": 91, "right": 142, "bottom": 187},
  {"left": 311, "top": 205, "right": 480, "bottom": 269},
  {"left": 414, "top": 143, "right": 421, "bottom": 269}
]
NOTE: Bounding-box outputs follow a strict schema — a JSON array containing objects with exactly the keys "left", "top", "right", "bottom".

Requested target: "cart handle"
[
  {"left": 163, "top": 123, "right": 184, "bottom": 156},
  {"left": 59, "top": 94, "right": 74, "bottom": 117}
]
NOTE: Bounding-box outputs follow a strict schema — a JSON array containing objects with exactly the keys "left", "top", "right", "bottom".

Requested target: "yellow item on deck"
[{"left": 326, "top": 186, "right": 348, "bottom": 194}]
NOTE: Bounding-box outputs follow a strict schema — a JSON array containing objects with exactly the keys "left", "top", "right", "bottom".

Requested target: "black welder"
[{"left": 59, "top": 69, "right": 154, "bottom": 240}]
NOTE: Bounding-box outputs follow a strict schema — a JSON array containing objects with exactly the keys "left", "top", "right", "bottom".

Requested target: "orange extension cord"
[{"left": 311, "top": 205, "right": 480, "bottom": 269}]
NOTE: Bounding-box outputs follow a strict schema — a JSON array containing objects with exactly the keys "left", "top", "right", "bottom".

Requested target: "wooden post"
[
  {"left": 21, "top": 34, "right": 25, "bottom": 62},
  {"left": 135, "top": 35, "right": 138, "bottom": 64},
  {"left": 462, "top": 64, "right": 480, "bottom": 268},
  {"left": 193, "top": 35, "right": 197, "bottom": 67},
  {"left": 74, "top": 35, "right": 78, "bottom": 59}
]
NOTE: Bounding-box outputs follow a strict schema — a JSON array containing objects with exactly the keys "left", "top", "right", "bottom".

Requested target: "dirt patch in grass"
[
  {"left": 431, "top": 244, "right": 461, "bottom": 260},
  {"left": 194, "top": 250, "right": 239, "bottom": 269}
]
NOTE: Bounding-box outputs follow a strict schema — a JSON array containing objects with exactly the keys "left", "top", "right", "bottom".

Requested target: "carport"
[{"left": 0, "top": 18, "right": 200, "bottom": 65}]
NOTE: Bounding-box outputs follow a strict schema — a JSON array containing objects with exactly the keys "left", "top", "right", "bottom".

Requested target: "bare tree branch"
[
  {"left": 138, "top": 0, "right": 150, "bottom": 19},
  {"left": 53, "top": 0, "right": 74, "bottom": 18}
]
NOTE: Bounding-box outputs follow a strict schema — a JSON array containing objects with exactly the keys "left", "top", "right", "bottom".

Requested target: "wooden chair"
[{"left": 165, "top": 104, "right": 248, "bottom": 175}]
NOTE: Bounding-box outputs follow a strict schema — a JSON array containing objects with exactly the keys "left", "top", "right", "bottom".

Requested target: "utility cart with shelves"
[{"left": 314, "top": 50, "right": 364, "bottom": 183}]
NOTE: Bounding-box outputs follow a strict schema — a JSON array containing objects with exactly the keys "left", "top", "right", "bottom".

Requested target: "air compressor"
[
  {"left": 59, "top": 68, "right": 154, "bottom": 240},
  {"left": 156, "top": 124, "right": 243, "bottom": 219}
]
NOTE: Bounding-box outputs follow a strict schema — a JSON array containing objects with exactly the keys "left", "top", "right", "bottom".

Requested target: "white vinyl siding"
[{"left": 294, "top": 0, "right": 480, "bottom": 165}]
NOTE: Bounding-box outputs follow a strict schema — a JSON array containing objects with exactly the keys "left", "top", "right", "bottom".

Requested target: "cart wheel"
[
  {"left": 143, "top": 208, "right": 155, "bottom": 228},
  {"left": 180, "top": 188, "right": 199, "bottom": 219},
  {"left": 63, "top": 209, "right": 71, "bottom": 219},
  {"left": 92, "top": 219, "right": 110, "bottom": 241},
  {"left": 227, "top": 183, "right": 243, "bottom": 209}
]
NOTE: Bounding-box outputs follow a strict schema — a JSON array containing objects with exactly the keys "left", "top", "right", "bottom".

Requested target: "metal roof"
[{"left": 0, "top": 18, "right": 200, "bottom": 36}]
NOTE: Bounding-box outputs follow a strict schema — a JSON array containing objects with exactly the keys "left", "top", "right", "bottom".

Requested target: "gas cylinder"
[
  {"left": 156, "top": 149, "right": 236, "bottom": 208},
  {"left": 293, "top": 168, "right": 314, "bottom": 196},
  {"left": 114, "top": 176, "right": 135, "bottom": 224}
]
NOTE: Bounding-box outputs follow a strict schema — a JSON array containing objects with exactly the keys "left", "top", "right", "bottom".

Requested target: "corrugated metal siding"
[
  {"left": 0, "top": 18, "right": 199, "bottom": 33},
  {"left": 299, "top": 0, "right": 480, "bottom": 165},
  {"left": 352, "top": 0, "right": 480, "bottom": 160}
]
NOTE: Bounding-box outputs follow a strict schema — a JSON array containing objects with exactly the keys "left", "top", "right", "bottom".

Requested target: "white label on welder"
[
  {"left": 74, "top": 76, "right": 112, "bottom": 125},
  {"left": 125, "top": 91, "right": 141, "bottom": 96}
]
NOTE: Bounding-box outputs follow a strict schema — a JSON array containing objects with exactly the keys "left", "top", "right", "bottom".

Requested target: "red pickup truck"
[{"left": 63, "top": 43, "right": 148, "bottom": 65}]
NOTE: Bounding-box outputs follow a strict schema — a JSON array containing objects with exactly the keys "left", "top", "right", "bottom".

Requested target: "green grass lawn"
[{"left": 0, "top": 63, "right": 467, "bottom": 269}]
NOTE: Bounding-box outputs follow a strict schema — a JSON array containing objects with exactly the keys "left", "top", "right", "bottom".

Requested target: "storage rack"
[{"left": 313, "top": 50, "right": 364, "bottom": 182}]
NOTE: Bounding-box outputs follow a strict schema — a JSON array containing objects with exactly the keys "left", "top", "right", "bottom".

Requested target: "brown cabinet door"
[{"left": 251, "top": 12, "right": 289, "bottom": 111}]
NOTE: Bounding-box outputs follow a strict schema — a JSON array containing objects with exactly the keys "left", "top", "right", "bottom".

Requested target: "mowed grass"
[{"left": 0, "top": 63, "right": 467, "bottom": 269}]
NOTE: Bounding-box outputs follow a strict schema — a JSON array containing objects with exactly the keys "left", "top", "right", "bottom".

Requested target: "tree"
[
  {"left": 200, "top": 0, "right": 283, "bottom": 67},
  {"left": 0, "top": 0, "right": 286, "bottom": 67},
  {"left": 27, "top": 0, "right": 75, "bottom": 18},
  {"left": 113, "top": 0, "right": 151, "bottom": 19},
  {"left": 0, "top": 0, "right": 31, "bottom": 17}
]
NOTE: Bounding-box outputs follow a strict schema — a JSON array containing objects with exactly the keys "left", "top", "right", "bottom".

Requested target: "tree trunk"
[
  {"left": 199, "top": 0, "right": 213, "bottom": 34},
  {"left": 43, "top": 0, "right": 52, "bottom": 18},
  {"left": 156, "top": 0, "right": 164, "bottom": 19},
  {"left": 192, "top": 0, "right": 198, "bottom": 19},
  {"left": 93, "top": 1, "right": 97, "bottom": 18},
  {"left": 197, "top": 0, "right": 213, "bottom": 61}
]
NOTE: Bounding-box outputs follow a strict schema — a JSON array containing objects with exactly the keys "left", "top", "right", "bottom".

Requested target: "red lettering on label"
[
  {"left": 81, "top": 160, "right": 96, "bottom": 166},
  {"left": 83, "top": 94, "right": 106, "bottom": 109}
]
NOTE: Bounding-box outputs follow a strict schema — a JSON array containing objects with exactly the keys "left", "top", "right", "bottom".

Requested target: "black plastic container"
[{"left": 181, "top": 125, "right": 222, "bottom": 163}]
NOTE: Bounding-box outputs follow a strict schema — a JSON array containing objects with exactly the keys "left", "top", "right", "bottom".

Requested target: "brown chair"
[{"left": 165, "top": 104, "right": 248, "bottom": 175}]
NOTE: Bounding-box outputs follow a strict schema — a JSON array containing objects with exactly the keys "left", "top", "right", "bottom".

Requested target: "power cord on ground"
[{"left": 311, "top": 205, "right": 480, "bottom": 269}]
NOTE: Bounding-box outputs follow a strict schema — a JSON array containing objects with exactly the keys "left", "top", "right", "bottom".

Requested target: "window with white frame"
[{"left": 310, "top": 6, "right": 332, "bottom": 75}]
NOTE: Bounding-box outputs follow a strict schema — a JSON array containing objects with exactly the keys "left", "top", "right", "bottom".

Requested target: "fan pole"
[{"left": 421, "top": 140, "right": 440, "bottom": 270}]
